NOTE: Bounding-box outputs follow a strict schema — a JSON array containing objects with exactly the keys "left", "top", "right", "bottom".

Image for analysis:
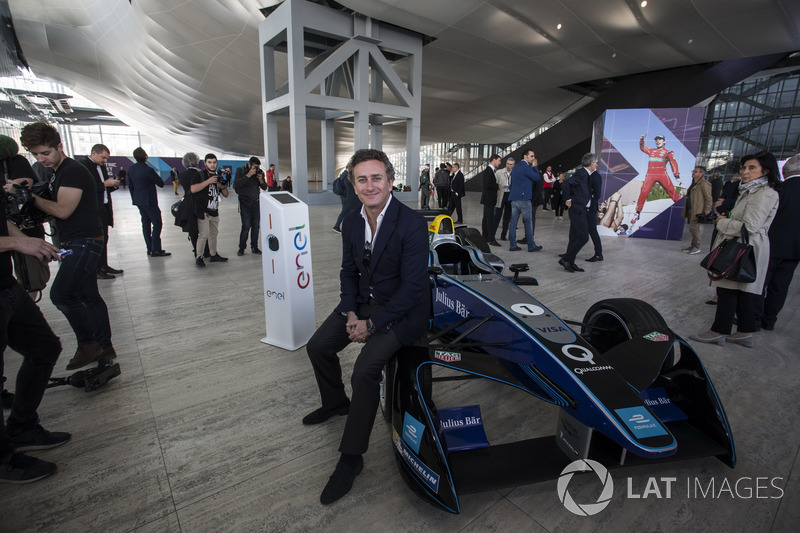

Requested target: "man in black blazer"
[
  {"left": 303, "top": 149, "right": 429, "bottom": 505},
  {"left": 586, "top": 166, "right": 604, "bottom": 262},
  {"left": 128, "top": 147, "right": 170, "bottom": 257},
  {"left": 448, "top": 163, "right": 465, "bottom": 223},
  {"left": 79, "top": 144, "right": 123, "bottom": 279},
  {"left": 759, "top": 153, "right": 800, "bottom": 330},
  {"left": 479, "top": 154, "right": 502, "bottom": 245},
  {"left": 559, "top": 153, "right": 597, "bottom": 272}
]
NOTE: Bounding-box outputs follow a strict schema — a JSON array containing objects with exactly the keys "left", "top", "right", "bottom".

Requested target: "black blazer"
[
  {"left": 589, "top": 170, "right": 602, "bottom": 212},
  {"left": 562, "top": 168, "right": 592, "bottom": 208},
  {"left": 450, "top": 171, "right": 465, "bottom": 197},
  {"left": 79, "top": 156, "right": 114, "bottom": 227},
  {"left": 479, "top": 166, "right": 497, "bottom": 206},
  {"left": 769, "top": 176, "right": 800, "bottom": 260},
  {"left": 335, "top": 197, "right": 430, "bottom": 344}
]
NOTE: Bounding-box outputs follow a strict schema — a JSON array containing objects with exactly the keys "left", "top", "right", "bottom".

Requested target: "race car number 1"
[{"left": 511, "top": 303, "right": 544, "bottom": 317}]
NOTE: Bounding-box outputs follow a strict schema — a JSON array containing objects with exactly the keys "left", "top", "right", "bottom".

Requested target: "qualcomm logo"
[{"left": 557, "top": 459, "right": 614, "bottom": 516}]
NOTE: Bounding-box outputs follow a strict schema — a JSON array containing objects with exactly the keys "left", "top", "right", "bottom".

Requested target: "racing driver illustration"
[{"left": 631, "top": 133, "right": 682, "bottom": 226}]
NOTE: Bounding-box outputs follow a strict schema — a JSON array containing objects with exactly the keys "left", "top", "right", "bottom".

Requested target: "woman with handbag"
[{"left": 691, "top": 152, "right": 780, "bottom": 347}]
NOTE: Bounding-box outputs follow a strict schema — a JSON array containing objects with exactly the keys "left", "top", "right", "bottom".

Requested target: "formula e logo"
[
  {"left": 629, "top": 413, "right": 650, "bottom": 424},
  {"left": 644, "top": 331, "right": 669, "bottom": 342},
  {"left": 434, "top": 350, "right": 461, "bottom": 362},
  {"left": 562, "top": 344, "right": 596, "bottom": 365},
  {"left": 557, "top": 459, "right": 614, "bottom": 516}
]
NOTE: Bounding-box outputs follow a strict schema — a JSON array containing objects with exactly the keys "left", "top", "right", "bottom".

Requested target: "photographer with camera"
[
  {"left": 190, "top": 153, "right": 228, "bottom": 267},
  {"left": 128, "top": 147, "right": 170, "bottom": 258},
  {"left": 681, "top": 166, "right": 712, "bottom": 255},
  {"left": 0, "top": 179, "right": 70, "bottom": 483},
  {"left": 21, "top": 122, "right": 116, "bottom": 370},
  {"left": 233, "top": 156, "right": 266, "bottom": 256},
  {"left": 79, "top": 144, "right": 123, "bottom": 279}
]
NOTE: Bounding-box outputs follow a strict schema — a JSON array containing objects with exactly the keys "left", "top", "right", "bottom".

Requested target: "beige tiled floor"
[{"left": 1, "top": 186, "right": 798, "bottom": 532}]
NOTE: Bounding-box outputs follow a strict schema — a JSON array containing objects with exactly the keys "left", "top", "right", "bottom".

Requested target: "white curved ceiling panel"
[{"left": 6, "top": 0, "right": 799, "bottom": 172}]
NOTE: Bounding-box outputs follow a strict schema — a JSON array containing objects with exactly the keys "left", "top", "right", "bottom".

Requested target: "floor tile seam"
[
  {"left": 170, "top": 439, "right": 341, "bottom": 512},
  {"left": 115, "top": 274, "right": 183, "bottom": 526},
  {"left": 500, "top": 491, "right": 554, "bottom": 532},
  {"left": 768, "top": 442, "right": 800, "bottom": 532}
]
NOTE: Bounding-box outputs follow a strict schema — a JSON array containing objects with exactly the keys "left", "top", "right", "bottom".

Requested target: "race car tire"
[
  {"left": 581, "top": 298, "right": 670, "bottom": 354},
  {"left": 380, "top": 356, "right": 396, "bottom": 423}
]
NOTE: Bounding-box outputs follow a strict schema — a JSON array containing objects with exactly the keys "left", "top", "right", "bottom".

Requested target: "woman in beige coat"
[{"left": 691, "top": 152, "right": 780, "bottom": 348}]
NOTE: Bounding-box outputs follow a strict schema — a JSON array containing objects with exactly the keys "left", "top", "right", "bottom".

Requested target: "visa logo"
[{"left": 536, "top": 326, "right": 569, "bottom": 333}]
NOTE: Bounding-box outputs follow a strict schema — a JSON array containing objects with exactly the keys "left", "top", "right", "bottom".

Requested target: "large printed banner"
[{"left": 591, "top": 108, "right": 704, "bottom": 240}]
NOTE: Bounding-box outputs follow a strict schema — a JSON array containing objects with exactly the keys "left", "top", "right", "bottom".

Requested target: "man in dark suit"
[
  {"left": 448, "top": 163, "right": 465, "bottom": 223},
  {"left": 79, "top": 144, "right": 123, "bottom": 279},
  {"left": 128, "top": 147, "right": 170, "bottom": 257},
  {"left": 586, "top": 164, "right": 604, "bottom": 262},
  {"left": 758, "top": 153, "right": 800, "bottom": 330},
  {"left": 303, "top": 149, "right": 429, "bottom": 505},
  {"left": 559, "top": 153, "right": 597, "bottom": 272},
  {"left": 479, "top": 154, "right": 502, "bottom": 245}
]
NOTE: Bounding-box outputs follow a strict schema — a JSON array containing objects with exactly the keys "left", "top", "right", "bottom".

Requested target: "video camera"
[
  {"left": 216, "top": 168, "right": 232, "bottom": 188},
  {"left": 6, "top": 181, "right": 52, "bottom": 229}
]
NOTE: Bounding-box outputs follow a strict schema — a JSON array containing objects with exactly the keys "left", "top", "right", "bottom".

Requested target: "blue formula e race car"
[{"left": 379, "top": 215, "right": 735, "bottom": 514}]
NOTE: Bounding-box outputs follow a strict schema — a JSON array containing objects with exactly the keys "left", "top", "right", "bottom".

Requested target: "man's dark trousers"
[
  {"left": 239, "top": 201, "right": 260, "bottom": 250},
  {"left": 448, "top": 195, "right": 463, "bottom": 222},
  {"left": 0, "top": 283, "right": 61, "bottom": 448},
  {"left": 137, "top": 205, "right": 163, "bottom": 253},
  {"left": 758, "top": 257, "right": 799, "bottom": 328},
  {"left": 587, "top": 208, "right": 602, "bottom": 257},
  {"left": 564, "top": 206, "right": 589, "bottom": 263},
  {"left": 306, "top": 303, "right": 402, "bottom": 455}
]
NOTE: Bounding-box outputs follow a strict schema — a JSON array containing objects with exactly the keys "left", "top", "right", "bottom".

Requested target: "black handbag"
[{"left": 700, "top": 226, "right": 757, "bottom": 283}]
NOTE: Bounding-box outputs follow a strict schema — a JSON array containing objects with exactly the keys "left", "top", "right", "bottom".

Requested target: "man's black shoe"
[
  {"left": 150, "top": 250, "right": 171, "bottom": 257},
  {"left": 251, "top": 248, "right": 262, "bottom": 255},
  {"left": 320, "top": 455, "right": 363, "bottom": 505},
  {"left": 209, "top": 254, "right": 228, "bottom": 262},
  {"left": 488, "top": 240, "right": 500, "bottom": 247},
  {"left": 237, "top": 248, "right": 245, "bottom": 256},
  {"left": 585, "top": 255, "right": 603, "bottom": 262},
  {"left": 509, "top": 246, "right": 522, "bottom": 252},
  {"left": 0, "top": 452, "right": 57, "bottom": 484},
  {"left": 101, "top": 266, "right": 124, "bottom": 275},
  {"left": 517, "top": 238, "right": 526, "bottom": 244},
  {"left": 10, "top": 424, "right": 71, "bottom": 452},
  {"left": 196, "top": 257, "right": 206, "bottom": 268},
  {"left": 558, "top": 258, "right": 575, "bottom": 272},
  {"left": 571, "top": 263, "right": 585, "bottom": 272},
  {"left": 97, "top": 271, "right": 115, "bottom": 280},
  {"left": 528, "top": 245, "right": 543, "bottom": 252},
  {"left": 302, "top": 403, "right": 350, "bottom": 425},
  {"left": 761, "top": 322, "right": 775, "bottom": 331}
]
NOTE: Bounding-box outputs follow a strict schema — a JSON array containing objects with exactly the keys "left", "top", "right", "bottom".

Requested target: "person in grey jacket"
[{"left": 691, "top": 152, "right": 780, "bottom": 348}]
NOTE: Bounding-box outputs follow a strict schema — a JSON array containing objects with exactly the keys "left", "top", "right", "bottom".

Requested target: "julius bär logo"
[{"left": 557, "top": 459, "right": 614, "bottom": 516}]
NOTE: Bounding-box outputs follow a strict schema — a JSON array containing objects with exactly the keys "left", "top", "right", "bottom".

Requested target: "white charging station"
[{"left": 259, "top": 191, "right": 316, "bottom": 350}]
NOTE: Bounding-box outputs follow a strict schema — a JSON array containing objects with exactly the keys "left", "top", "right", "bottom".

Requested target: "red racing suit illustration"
[{"left": 635, "top": 136, "right": 682, "bottom": 213}]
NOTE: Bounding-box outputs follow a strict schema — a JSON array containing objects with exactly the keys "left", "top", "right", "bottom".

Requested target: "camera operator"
[
  {"left": 21, "top": 122, "right": 116, "bottom": 370},
  {"left": 233, "top": 156, "right": 266, "bottom": 256},
  {"left": 190, "top": 153, "right": 229, "bottom": 267},
  {"left": 0, "top": 152, "right": 69, "bottom": 483}
]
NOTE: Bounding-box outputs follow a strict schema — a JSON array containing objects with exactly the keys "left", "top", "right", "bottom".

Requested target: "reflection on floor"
[{"left": 1, "top": 187, "right": 798, "bottom": 532}]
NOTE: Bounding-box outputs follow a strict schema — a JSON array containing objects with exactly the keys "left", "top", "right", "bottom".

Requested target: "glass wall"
[{"left": 700, "top": 69, "right": 800, "bottom": 176}]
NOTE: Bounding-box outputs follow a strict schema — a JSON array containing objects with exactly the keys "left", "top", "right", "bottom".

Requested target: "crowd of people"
[
  {"left": 0, "top": 123, "right": 294, "bottom": 483},
  {"left": 2, "top": 122, "right": 798, "bottom": 502}
]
